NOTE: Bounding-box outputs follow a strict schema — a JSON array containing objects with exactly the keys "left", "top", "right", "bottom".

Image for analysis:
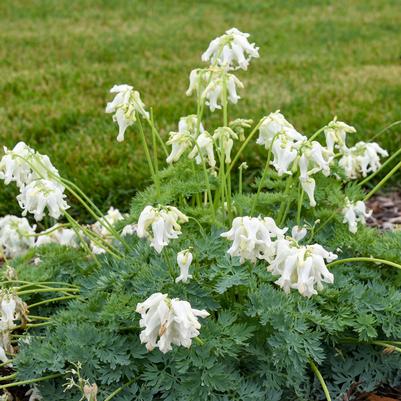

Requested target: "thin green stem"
[
  {"left": 0, "top": 360, "right": 12, "bottom": 368},
  {"left": 277, "top": 176, "right": 294, "bottom": 225},
  {"left": 137, "top": 115, "right": 156, "bottom": 179},
  {"left": 358, "top": 147, "right": 401, "bottom": 187},
  {"left": 17, "top": 287, "right": 79, "bottom": 296},
  {"left": 364, "top": 159, "right": 401, "bottom": 201},
  {"left": 226, "top": 118, "right": 265, "bottom": 177},
  {"left": 327, "top": 257, "right": 401, "bottom": 271},
  {"left": 309, "top": 359, "right": 332, "bottom": 401},
  {"left": 1, "top": 280, "right": 79, "bottom": 289},
  {"left": 150, "top": 108, "right": 160, "bottom": 196},
  {"left": 308, "top": 126, "right": 327, "bottom": 143},
  {"left": 104, "top": 379, "right": 136, "bottom": 401},
  {"left": 0, "top": 374, "right": 16, "bottom": 382},
  {"left": 296, "top": 186, "right": 304, "bottom": 226},
  {"left": 145, "top": 116, "right": 168, "bottom": 157},
  {"left": 29, "top": 295, "right": 78, "bottom": 309},
  {"left": 0, "top": 373, "right": 63, "bottom": 390},
  {"left": 370, "top": 120, "right": 401, "bottom": 142}
]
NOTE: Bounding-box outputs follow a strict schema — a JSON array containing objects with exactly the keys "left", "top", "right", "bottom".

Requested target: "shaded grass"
[{"left": 0, "top": 0, "right": 400, "bottom": 218}]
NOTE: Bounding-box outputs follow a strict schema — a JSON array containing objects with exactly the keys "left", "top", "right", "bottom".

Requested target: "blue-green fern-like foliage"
[{"left": 4, "top": 161, "right": 401, "bottom": 401}]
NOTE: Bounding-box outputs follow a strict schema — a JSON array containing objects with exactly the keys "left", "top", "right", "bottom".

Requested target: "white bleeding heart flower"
[
  {"left": 176, "top": 249, "right": 193, "bottom": 283},
  {"left": 213, "top": 127, "right": 239, "bottom": 163},
  {"left": 300, "top": 176, "right": 316, "bottom": 207},
  {"left": 186, "top": 68, "right": 244, "bottom": 112},
  {"left": 221, "top": 216, "right": 287, "bottom": 263},
  {"left": 291, "top": 226, "right": 307, "bottom": 242},
  {"left": 298, "top": 141, "right": 332, "bottom": 179},
  {"left": 201, "top": 28, "right": 259, "bottom": 70},
  {"left": 17, "top": 179, "right": 69, "bottom": 221},
  {"left": 25, "top": 385, "right": 43, "bottom": 401},
  {"left": 256, "top": 111, "right": 306, "bottom": 149},
  {"left": 342, "top": 198, "right": 372, "bottom": 234},
  {"left": 136, "top": 293, "right": 209, "bottom": 354},
  {"left": 188, "top": 131, "right": 216, "bottom": 168},
  {"left": 0, "top": 215, "right": 35, "bottom": 258},
  {"left": 105, "top": 84, "right": 150, "bottom": 142},
  {"left": 35, "top": 224, "right": 78, "bottom": 248},
  {"left": 121, "top": 223, "right": 137, "bottom": 237},
  {"left": 137, "top": 205, "right": 188, "bottom": 253},
  {"left": 338, "top": 141, "right": 388, "bottom": 179},
  {"left": 324, "top": 118, "right": 356, "bottom": 152},
  {"left": 0, "top": 142, "right": 61, "bottom": 189},
  {"left": 268, "top": 239, "right": 337, "bottom": 297}
]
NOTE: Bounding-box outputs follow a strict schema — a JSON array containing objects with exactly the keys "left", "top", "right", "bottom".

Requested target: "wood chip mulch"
[{"left": 366, "top": 189, "right": 401, "bottom": 231}]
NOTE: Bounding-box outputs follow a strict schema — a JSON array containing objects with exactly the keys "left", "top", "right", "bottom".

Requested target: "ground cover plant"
[
  {"left": 1, "top": 0, "right": 401, "bottom": 218},
  {"left": 0, "top": 27, "right": 401, "bottom": 401}
]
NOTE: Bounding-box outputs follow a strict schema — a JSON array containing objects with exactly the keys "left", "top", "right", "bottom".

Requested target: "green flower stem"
[
  {"left": 308, "top": 359, "right": 332, "bottom": 401},
  {"left": 340, "top": 337, "right": 401, "bottom": 353},
  {"left": 146, "top": 117, "right": 168, "bottom": 157},
  {"left": 17, "top": 287, "right": 79, "bottom": 296},
  {"left": 104, "top": 378, "right": 136, "bottom": 401},
  {"left": 358, "top": 147, "right": 401, "bottom": 187},
  {"left": 308, "top": 126, "right": 327, "bottom": 143},
  {"left": 364, "top": 158, "right": 401, "bottom": 201},
  {"left": 150, "top": 108, "right": 160, "bottom": 196},
  {"left": 0, "top": 374, "right": 16, "bottom": 382},
  {"left": 137, "top": 117, "right": 156, "bottom": 180},
  {"left": 239, "top": 166, "right": 244, "bottom": 195},
  {"left": 277, "top": 176, "right": 294, "bottom": 225},
  {"left": 2, "top": 280, "right": 79, "bottom": 289},
  {"left": 0, "top": 360, "right": 12, "bottom": 368},
  {"left": 194, "top": 141, "right": 215, "bottom": 221},
  {"left": 29, "top": 315, "right": 50, "bottom": 321},
  {"left": 0, "top": 373, "right": 63, "bottom": 390},
  {"left": 296, "top": 186, "right": 304, "bottom": 226},
  {"left": 29, "top": 295, "right": 78, "bottom": 309},
  {"left": 13, "top": 283, "right": 73, "bottom": 296},
  {"left": 327, "top": 257, "right": 401, "bottom": 271},
  {"left": 370, "top": 120, "right": 401, "bottom": 141},
  {"left": 28, "top": 223, "right": 71, "bottom": 237},
  {"left": 226, "top": 118, "right": 265, "bottom": 177},
  {"left": 251, "top": 137, "right": 275, "bottom": 216}
]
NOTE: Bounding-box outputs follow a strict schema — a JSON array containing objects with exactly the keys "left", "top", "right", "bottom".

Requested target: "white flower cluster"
[
  {"left": 0, "top": 142, "right": 69, "bottom": 221},
  {"left": 137, "top": 205, "right": 188, "bottom": 253},
  {"left": 0, "top": 291, "right": 28, "bottom": 364},
  {"left": 324, "top": 118, "right": 356, "bottom": 153},
  {"left": 0, "top": 215, "right": 35, "bottom": 258},
  {"left": 186, "top": 68, "right": 244, "bottom": 112},
  {"left": 105, "top": 84, "right": 150, "bottom": 142},
  {"left": 166, "top": 115, "right": 204, "bottom": 164},
  {"left": 202, "top": 28, "right": 259, "bottom": 71},
  {"left": 35, "top": 224, "right": 78, "bottom": 248},
  {"left": 222, "top": 215, "right": 337, "bottom": 297},
  {"left": 342, "top": 198, "right": 372, "bottom": 234},
  {"left": 268, "top": 239, "right": 337, "bottom": 297},
  {"left": 136, "top": 293, "right": 209, "bottom": 354},
  {"left": 338, "top": 141, "right": 388, "bottom": 179},
  {"left": 220, "top": 216, "right": 287, "bottom": 263},
  {"left": 256, "top": 111, "right": 332, "bottom": 207}
]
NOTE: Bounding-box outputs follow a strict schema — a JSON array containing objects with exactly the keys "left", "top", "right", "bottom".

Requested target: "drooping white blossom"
[
  {"left": 298, "top": 141, "right": 332, "bottom": 179},
  {"left": 35, "top": 224, "right": 78, "bottom": 248},
  {"left": 83, "top": 383, "right": 98, "bottom": 401},
  {"left": 121, "top": 223, "right": 137, "bottom": 237},
  {"left": 213, "top": 127, "right": 239, "bottom": 163},
  {"left": 338, "top": 141, "right": 388, "bottom": 179},
  {"left": 105, "top": 84, "right": 150, "bottom": 142},
  {"left": 91, "top": 207, "right": 125, "bottom": 237},
  {"left": 186, "top": 68, "right": 244, "bottom": 112},
  {"left": 221, "top": 216, "right": 287, "bottom": 263},
  {"left": 136, "top": 293, "right": 209, "bottom": 353},
  {"left": 268, "top": 239, "right": 337, "bottom": 297},
  {"left": 0, "top": 215, "right": 35, "bottom": 258},
  {"left": 167, "top": 115, "right": 206, "bottom": 163},
  {"left": 299, "top": 176, "right": 317, "bottom": 207},
  {"left": 188, "top": 131, "right": 216, "bottom": 168},
  {"left": 229, "top": 118, "right": 253, "bottom": 141},
  {"left": 176, "top": 249, "right": 193, "bottom": 283},
  {"left": 17, "top": 179, "right": 69, "bottom": 221},
  {"left": 0, "top": 142, "right": 61, "bottom": 189},
  {"left": 201, "top": 28, "right": 259, "bottom": 70},
  {"left": 324, "top": 118, "right": 356, "bottom": 152},
  {"left": 137, "top": 205, "right": 188, "bottom": 253},
  {"left": 256, "top": 111, "right": 306, "bottom": 149},
  {"left": 291, "top": 225, "right": 307, "bottom": 242},
  {"left": 0, "top": 292, "right": 28, "bottom": 334},
  {"left": 342, "top": 198, "right": 372, "bottom": 234}
]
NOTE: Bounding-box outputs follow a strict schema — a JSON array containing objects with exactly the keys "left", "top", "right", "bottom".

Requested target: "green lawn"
[{"left": 1, "top": 0, "right": 400, "bottom": 218}]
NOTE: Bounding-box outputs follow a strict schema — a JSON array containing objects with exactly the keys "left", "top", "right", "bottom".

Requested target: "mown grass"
[{"left": 0, "top": 0, "right": 400, "bottom": 219}]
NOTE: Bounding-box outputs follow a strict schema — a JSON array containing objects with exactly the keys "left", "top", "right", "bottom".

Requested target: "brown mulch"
[{"left": 366, "top": 189, "right": 401, "bottom": 230}]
